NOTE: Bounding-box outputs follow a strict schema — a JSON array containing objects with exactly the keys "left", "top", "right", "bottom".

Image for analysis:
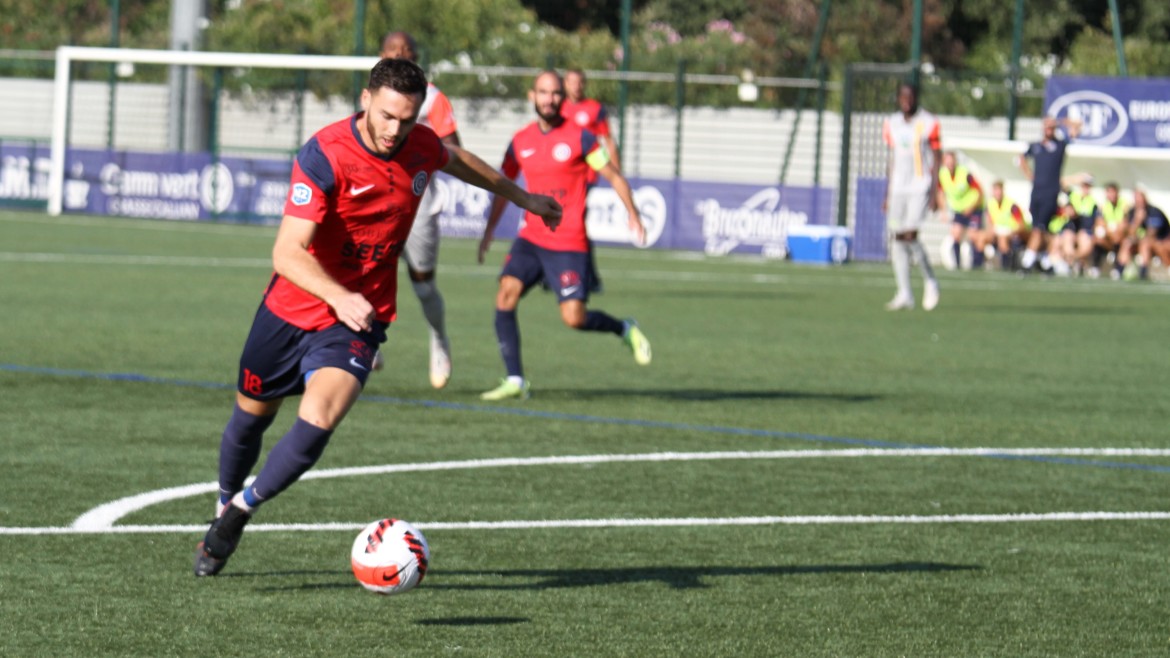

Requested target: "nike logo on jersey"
[
  {"left": 349, "top": 357, "right": 370, "bottom": 371},
  {"left": 519, "top": 148, "right": 537, "bottom": 159},
  {"left": 349, "top": 183, "right": 376, "bottom": 196}
]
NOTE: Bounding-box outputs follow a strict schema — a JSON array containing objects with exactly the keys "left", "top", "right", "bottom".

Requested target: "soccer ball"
[{"left": 350, "top": 518, "right": 430, "bottom": 595}]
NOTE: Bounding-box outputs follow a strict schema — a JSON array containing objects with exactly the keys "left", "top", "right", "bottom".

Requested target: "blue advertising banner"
[
  {"left": 1045, "top": 75, "right": 1170, "bottom": 148},
  {"left": 3, "top": 145, "right": 842, "bottom": 259},
  {"left": 427, "top": 171, "right": 835, "bottom": 256}
]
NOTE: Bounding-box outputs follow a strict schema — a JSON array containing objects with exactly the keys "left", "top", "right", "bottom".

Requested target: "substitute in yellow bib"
[
  {"left": 1093, "top": 182, "right": 1129, "bottom": 279},
  {"left": 986, "top": 180, "right": 1030, "bottom": 270},
  {"left": 938, "top": 151, "right": 990, "bottom": 270}
]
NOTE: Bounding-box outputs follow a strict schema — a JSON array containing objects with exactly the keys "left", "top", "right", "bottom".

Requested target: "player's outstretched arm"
[
  {"left": 441, "top": 145, "right": 562, "bottom": 228},
  {"left": 597, "top": 163, "right": 646, "bottom": 245},
  {"left": 273, "top": 214, "right": 375, "bottom": 333}
]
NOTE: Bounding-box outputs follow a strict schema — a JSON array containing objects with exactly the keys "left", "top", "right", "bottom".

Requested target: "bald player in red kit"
[
  {"left": 476, "top": 70, "right": 650, "bottom": 401},
  {"left": 194, "top": 58, "right": 561, "bottom": 577}
]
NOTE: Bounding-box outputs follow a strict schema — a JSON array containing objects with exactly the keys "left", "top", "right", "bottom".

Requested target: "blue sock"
[
  {"left": 580, "top": 310, "right": 623, "bottom": 335},
  {"left": 952, "top": 241, "right": 962, "bottom": 268},
  {"left": 218, "top": 404, "right": 276, "bottom": 505},
  {"left": 494, "top": 309, "right": 523, "bottom": 378},
  {"left": 247, "top": 418, "right": 334, "bottom": 503}
]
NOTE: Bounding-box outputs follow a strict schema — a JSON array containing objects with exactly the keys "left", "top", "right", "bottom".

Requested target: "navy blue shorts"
[
  {"left": 952, "top": 210, "right": 983, "bottom": 229},
  {"left": 236, "top": 302, "right": 388, "bottom": 401},
  {"left": 1029, "top": 194, "right": 1059, "bottom": 231},
  {"left": 501, "top": 238, "right": 593, "bottom": 303}
]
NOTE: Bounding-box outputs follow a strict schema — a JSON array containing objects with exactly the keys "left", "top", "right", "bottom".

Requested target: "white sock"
[
  {"left": 891, "top": 240, "right": 913, "bottom": 300},
  {"left": 411, "top": 279, "right": 446, "bottom": 339},
  {"left": 909, "top": 240, "right": 937, "bottom": 284},
  {"left": 230, "top": 490, "right": 256, "bottom": 513},
  {"left": 1021, "top": 249, "right": 1037, "bottom": 269},
  {"left": 506, "top": 375, "right": 525, "bottom": 386}
]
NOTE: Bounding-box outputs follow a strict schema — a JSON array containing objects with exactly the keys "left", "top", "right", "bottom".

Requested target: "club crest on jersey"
[
  {"left": 291, "top": 183, "right": 313, "bottom": 206},
  {"left": 553, "top": 143, "right": 573, "bottom": 162},
  {"left": 412, "top": 172, "right": 429, "bottom": 196}
]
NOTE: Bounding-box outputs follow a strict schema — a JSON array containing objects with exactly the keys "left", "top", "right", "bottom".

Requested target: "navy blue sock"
[
  {"left": 1000, "top": 251, "right": 1012, "bottom": 270},
  {"left": 580, "top": 310, "right": 624, "bottom": 335},
  {"left": 247, "top": 418, "right": 334, "bottom": 503},
  {"left": 494, "top": 309, "right": 523, "bottom": 378},
  {"left": 218, "top": 404, "right": 276, "bottom": 504},
  {"left": 972, "top": 246, "right": 985, "bottom": 268},
  {"left": 952, "top": 241, "right": 962, "bottom": 268}
]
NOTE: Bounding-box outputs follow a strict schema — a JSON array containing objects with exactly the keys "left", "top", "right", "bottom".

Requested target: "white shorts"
[
  {"left": 404, "top": 182, "right": 442, "bottom": 273},
  {"left": 886, "top": 192, "right": 931, "bottom": 234}
]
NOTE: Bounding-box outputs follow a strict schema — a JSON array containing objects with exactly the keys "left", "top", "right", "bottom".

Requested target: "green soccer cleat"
[
  {"left": 480, "top": 378, "right": 531, "bottom": 401},
  {"left": 623, "top": 319, "right": 652, "bottom": 366}
]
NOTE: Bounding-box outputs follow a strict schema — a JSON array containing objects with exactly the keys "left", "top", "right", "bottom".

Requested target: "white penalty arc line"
[
  {"left": 6, "top": 512, "right": 1170, "bottom": 536},
  {"left": 57, "top": 448, "right": 1170, "bottom": 533}
]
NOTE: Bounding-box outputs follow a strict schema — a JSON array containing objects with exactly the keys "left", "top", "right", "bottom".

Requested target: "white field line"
[
  {"left": 55, "top": 448, "right": 1170, "bottom": 533},
  {"left": 5, "top": 512, "right": 1170, "bottom": 536}
]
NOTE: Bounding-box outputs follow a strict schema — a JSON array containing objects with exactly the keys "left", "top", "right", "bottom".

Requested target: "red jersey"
[
  {"left": 501, "top": 120, "right": 603, "bottom": 253},
  {"left": 268, "top": 114, "right": 449, "bottom": 330},
  {"left": 420, "top": 83, "right": 458, "bottom": 140},
  {"left": 561, "top": 97, "right": 611, "bottom": 139},
  {"left": 561, "top": 97, "right": 611, "bottom": 185}
]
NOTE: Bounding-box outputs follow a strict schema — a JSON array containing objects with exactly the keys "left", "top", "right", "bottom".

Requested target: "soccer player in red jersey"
[
  {"left": 562, "top": 68, "right": 618, "bottom": 292},
  {"left": 562, "top": 68, "right": 621, "bottom": 179},
  {"left": 476, "top": 70, "right": 650, "bottom": 401},
  {"left": 373, "top": 31, "right": 461, "bottom": 388},
  {"left": 194, "top": 58, "right": 561, "bottom": 576}
]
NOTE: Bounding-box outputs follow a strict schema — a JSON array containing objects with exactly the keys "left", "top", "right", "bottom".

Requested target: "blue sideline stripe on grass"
[{"left": 5, "top": 362, "right": 1170, "bottom": 474}]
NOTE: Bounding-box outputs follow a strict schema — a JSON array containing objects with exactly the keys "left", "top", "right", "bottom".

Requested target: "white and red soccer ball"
[{"left": 350, "top": 518, "right": 430, "bottom": 595}]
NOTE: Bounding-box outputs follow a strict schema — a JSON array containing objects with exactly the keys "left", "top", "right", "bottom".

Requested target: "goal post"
[{"left": 48, "top": 46, "right": 379, "bottom": 216}]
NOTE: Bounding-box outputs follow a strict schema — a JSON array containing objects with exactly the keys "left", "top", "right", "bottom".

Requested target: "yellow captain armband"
[{"left": 586, "top": 147, "right": 610, "bottom": 171}]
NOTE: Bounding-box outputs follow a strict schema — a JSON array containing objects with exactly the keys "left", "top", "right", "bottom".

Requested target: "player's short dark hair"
[
  {"left": 1105, "top": 181, "right": 1119, "bottom": 191},
  {"left": 368, "top": 58, "right": 427, "bottom": 98},
  {"left": 380, "top": 30, "right": 417, "bottom": 54},
  {"left": 532, "top": 69, "right": 563, "bottom": 90},
  {"left": 898, "top": 81, "right": 918, "bottom": 97}
]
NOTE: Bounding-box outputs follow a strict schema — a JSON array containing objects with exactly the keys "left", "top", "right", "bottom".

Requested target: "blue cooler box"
[{"left": 786, "top": 225, "right": 852, "bottom": 265}]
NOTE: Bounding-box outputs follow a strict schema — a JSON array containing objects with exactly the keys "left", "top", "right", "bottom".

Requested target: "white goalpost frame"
[{"left": 48, "top": 46, "right": 380, "bottom": 216}]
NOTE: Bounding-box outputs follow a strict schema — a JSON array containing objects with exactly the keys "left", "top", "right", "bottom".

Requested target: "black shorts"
[
  {"left": 501, "top": 238, "right": 593, "bottom": 303},
  {"left": 1029, "top": 194, "right": 1059, "bottom": 231},
  {"left": 236, "top": 302, "right": 388, "bottom": 400},
  {"left": 1147, "top": 220, "right": 1170, "bottom": 241},
  {"left": 952, "top": 210, "right": 983, "bottom": 229}
]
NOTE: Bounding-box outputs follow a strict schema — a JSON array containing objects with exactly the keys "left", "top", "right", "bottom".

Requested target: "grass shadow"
[
  {"left": 535, "top": 388, "right": 879, "bottom": 403},
  {"left": 960, "top": 304, "right": 1137, "bottom": 316},
  {"left": 415, "top": 617, "right": 530, "bottom": 626},
  {"left": 428, "top": 562, "right": 981, "bottom": 590}
]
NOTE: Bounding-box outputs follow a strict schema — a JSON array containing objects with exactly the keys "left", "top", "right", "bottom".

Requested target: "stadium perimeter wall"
[{"left": 0, "top": 76, "right": 1052, "bottom": 263}]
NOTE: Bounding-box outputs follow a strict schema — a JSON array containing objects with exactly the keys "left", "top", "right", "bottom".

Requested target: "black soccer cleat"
[{"left": 193, "top": 504, "right": 252, "bottom": 577}]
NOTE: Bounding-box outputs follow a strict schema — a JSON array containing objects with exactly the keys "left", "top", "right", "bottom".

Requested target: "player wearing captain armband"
[{"left": 476, "top": 70, "right": 650, "bottom": 402}]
